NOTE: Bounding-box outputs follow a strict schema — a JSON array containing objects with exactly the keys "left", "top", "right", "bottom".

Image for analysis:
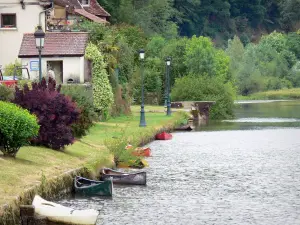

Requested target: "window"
[
  {"left": 1, "top": 14, "right": 16, "bottom": 28},
  {"left": 80, "top": 0, "right": 90, "bottom": 6}
]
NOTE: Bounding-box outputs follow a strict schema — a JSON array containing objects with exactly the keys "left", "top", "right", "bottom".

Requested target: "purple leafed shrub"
[{"left": 13, "top": 78, "right": 80, "bottom": 150}]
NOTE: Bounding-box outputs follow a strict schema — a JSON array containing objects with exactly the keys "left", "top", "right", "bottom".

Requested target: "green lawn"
[
  {"left": 0, "top": 106, "right": 187, "bottom": 208},
  {"left": 237, "top": 88, "right": 300, "bottom": 100}
]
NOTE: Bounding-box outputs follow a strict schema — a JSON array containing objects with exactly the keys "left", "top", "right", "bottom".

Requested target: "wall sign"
[{"left": 30, "top": 61, "right": 39, "bottom": 71}]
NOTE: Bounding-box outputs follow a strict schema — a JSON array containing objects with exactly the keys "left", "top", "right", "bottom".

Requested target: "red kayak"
[{"left": 155, "top": 132, "right": 172, "bottom": 140}]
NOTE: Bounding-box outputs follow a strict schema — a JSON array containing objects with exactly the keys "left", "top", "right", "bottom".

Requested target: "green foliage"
[
  {"left": 0, "top": 101, "right": 39, "bottom": 157},
  {"left": 184, "top": 36, "right": 231, "bottom": 83},
  {"left": 85, "top": 43, "right": 114, "bottom": 118},
  {"left": 3, "top": 60, "right": 22, "bottom": 78},
  {"left": 227, "top": 31, "right": 300, "bottom": 95},
  {"left": 171, "top": 75, "right": 235, "bottom": 119},
  {"left": 184, "top": 36, "right": 216, "bottom": 76},
  {"left": 0, "top": 85, "right": 14, "bottom": 101},
  {"left": 104, "top": 132, "right": 138, "bottom": 166},
  {"left": 61, "top": 85, "right": 96, "bottom": 138}
]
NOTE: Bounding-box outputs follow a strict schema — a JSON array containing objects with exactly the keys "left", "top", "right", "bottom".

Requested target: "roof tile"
[{"left": 19, "top": 32, "right": 89, "bottom": 57}]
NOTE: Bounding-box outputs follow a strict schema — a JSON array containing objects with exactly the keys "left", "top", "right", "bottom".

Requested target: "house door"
[{"left": 47, "top": 61, "right": 63, "bottom": 83}]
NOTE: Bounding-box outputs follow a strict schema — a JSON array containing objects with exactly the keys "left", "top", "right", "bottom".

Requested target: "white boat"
[{"left": 32, "top": 195, "right": 99, "bottom": 225}]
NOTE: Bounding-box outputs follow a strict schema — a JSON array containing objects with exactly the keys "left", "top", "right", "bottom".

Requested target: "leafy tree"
[
  {"left": 184, "top": 36, "right": 217, "bottom": 76},
  {"left": 279, "top": 0, "right": 300, "bottom": 31},
  {"left": 184, "top": 36, "right": 231, "bottom": 82},
  {"left": 171, "top": 75, "right": 235, "bottom": 119}
]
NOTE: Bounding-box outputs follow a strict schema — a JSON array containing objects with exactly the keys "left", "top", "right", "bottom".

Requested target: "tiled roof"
[
  {"left": 19, "top": 32, "right": 89, "bottom": 57},
  {"left": 53, "top": 0, "right": 110, "bottom": 17},
  {"left": 53, "top": 0, "right": 82, "bottom": 9},
  {"left": 74, "top": 9, "right": 108, "bottom": 23},
  {"left": 83, "top": 0, "right": 110, "bottom": 17}
]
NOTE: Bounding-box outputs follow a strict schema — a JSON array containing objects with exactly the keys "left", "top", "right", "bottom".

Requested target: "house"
[
  {"left": 0, "top": 0, "right": 47, "bottom": 69},
  {"left": 19, "top": 32, "right": 90, "bottom": 83},
  {"left": 0, "top": 0, "right": 110, "bottom": 83},
  {"left": 47, "top": 0, "right": 110, "bottom": 31}
]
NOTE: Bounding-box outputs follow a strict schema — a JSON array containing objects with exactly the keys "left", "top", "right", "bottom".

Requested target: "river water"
[{"left": 57, "top": 100, "right": 300, "bottom": 225}]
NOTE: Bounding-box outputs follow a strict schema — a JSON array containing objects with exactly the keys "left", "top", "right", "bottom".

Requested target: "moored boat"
[
  {"left": 74, "top": 176, "right": 113, "bottom": 196},
  {"left": 131, "top": 147, "right": 152, "bottom": 157},
  {"left": 174, "top": 124, "right": 193, "bottom": 131},
  {"left": 155, "top": 132, "right": 173, "bottom": 140},
  {"left": 100, "top": 168, "right": 147, "bottom": 185},
  {"left": 32, "top": 195, "right": 99, "bottom": 225},
  {"left": 117, "top": 158, "right": 149, "bottom": 169}
]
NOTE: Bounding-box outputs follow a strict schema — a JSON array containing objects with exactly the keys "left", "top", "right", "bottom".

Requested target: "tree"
[{"left": 184, "top": 36, "right": 217, "bottom": 76}]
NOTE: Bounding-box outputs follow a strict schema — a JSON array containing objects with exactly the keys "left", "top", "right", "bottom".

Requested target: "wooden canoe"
[
  {"left": 117, "top": 158, "right": 149, "bottom": 169},
  {"left": 74, "top": 176, "right": 113, "bottom": 196},
  {"left": 155, "top": 132, "right": 173, "bottom": 140},
  {"left": 100, "top": 168, "right": 147, "bottom": 185},
  {"left": 32, "top": 195, "right": 99, "bottom": 225},
  {"left": 174, "top": 125, "right": 193, "bottom": 131}
]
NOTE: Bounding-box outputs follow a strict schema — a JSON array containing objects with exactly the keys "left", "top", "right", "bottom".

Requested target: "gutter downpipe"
[
  {"left": 39, "top": 0, "right": 54, "bottom": 27},
  {"left": 37, "top": 0, "right": 54, "bottom": 82}
]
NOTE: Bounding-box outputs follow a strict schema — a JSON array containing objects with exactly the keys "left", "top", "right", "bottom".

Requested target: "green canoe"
[{"left": 74, "top": 176, "right": 113, "bottom": 196}]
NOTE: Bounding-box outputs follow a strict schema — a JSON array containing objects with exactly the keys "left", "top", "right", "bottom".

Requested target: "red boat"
[
  {"left": 132, "top": 147, "right": 151, "bottom": 157},
  {"left": 125, "top": 145, "right": 152, "bottom": 157},
  {"left": 155, "top": 132, "right": 172, "bottom": 140}
]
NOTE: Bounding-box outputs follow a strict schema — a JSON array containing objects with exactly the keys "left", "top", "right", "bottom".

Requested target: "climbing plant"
[{"left": 85, "top": 43, "right": 114, "bottom": 118}]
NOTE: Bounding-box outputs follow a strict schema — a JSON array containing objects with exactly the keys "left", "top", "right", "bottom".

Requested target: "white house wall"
[
  {"left": 0, "top": 0, "right": 45, "bottom": 70},
  {"left": 21, "top": 57, "right": 84, "bottom": 84}
]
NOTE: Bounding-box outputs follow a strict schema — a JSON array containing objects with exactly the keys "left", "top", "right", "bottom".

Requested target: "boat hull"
[
  {"left": 32, "top": 195, "right": 99, "bottom": 225},
  {"left": 101, "top": 168, "right": 147, "bottom": 185},
  {"left": 118, "top": 159, "right": 149, "bottom": 169},
  {"left": 132, "top": 147, "right": 151, "bottom": 157},
  {"left": 74, "top": 176, "right": 113, "bottom": 196},
  {"left": 175, "top": 125, "right": 193, "bottom": 131},
  {"left": 155, "top": 132, "right": 173, "bottom": 140}
]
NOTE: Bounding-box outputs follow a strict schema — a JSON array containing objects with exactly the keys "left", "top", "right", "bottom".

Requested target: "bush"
[
  {"left": 171, "top": 75, "right": 235, "bottom": 119},
  {"left": 0, "top": 85, "right": 14, "bottom": 101},
  {"left": 61, "top": 85, "right": 96, "bottom": 137},
  {"left": 0, "top": 101, "right": 39, "bottom": 157},
  {"left": 13, "top": 78, "right": 80, "bottom": 150}
]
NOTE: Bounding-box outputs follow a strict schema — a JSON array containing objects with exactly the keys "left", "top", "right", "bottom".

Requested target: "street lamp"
[
  {"left": 139, "top": 49, "right": 147, "bottom": 127},
  {"left": 34, "top": 25, "right": 45, "bottom": 82},
  {"left": 166, "top": 57, "right": 172, "bottom": 116}
]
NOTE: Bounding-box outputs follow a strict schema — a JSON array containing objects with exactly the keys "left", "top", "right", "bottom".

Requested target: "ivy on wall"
[{"left": 85, "top": 43, "right": 114, "bottom": 116}]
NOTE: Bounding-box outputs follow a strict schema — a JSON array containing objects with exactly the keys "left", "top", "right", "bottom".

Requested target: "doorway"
[{"left": 47, "top": 61, "right": 63, "bottom": 83}]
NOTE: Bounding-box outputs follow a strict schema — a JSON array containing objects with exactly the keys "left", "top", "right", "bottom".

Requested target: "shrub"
[
  {"left": 13, "top": 78, "right": 80, "bottom": 150},
  {"left": 104, "top": 135, "right": 139, "bottom": 167},
  {"left": 0, "top": 101, "right": 39, "bottom": 157},
  {"left": 0, "top": 85, "right": 14, "bottom": 101},
  {"left": 61, "top": 84, "right": 96, "bottom": 137},
  {"left": 171, "top": 75, "right": 235, "bottom": 119}
]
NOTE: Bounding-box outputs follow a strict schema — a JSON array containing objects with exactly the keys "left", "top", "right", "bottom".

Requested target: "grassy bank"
[
  {"left": 237, "top": 88, "right": 300, "bottom": 100},
  {"left": 0, "top": 106, "right": 188, "bottom": 224}
]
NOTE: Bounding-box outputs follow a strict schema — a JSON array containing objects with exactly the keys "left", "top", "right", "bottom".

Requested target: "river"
[{"left": 57, "top": 100, "right": 300, "bottom": 225}]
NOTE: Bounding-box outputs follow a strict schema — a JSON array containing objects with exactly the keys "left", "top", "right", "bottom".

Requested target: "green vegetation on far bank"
[
  {"left": 237, "top": 88, "right": 300, "bottom": 100},
  {"left": 0, "top": 107, "right": 187, "bottom": 223}
]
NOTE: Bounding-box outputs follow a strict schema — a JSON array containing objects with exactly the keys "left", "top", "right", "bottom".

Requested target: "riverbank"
[
  {"left": 0, "top": 106, "right": 188, "bottom": 225},
  {"left": 237, "top": 88, "right": 300, "bottom": 100}
]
